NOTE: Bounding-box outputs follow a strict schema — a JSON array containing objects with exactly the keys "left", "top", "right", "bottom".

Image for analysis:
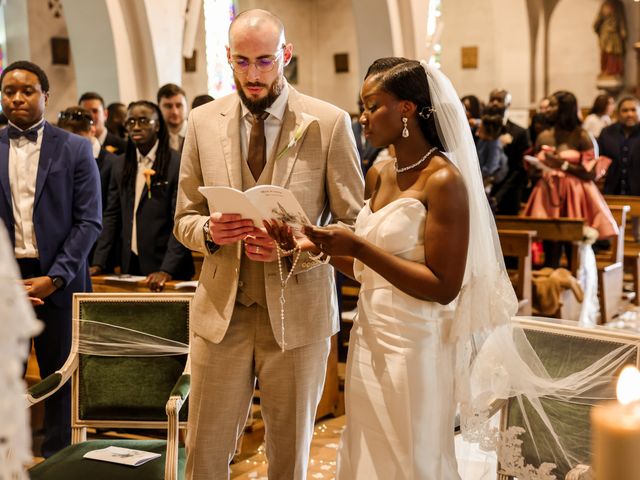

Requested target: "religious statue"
[{"left": 594, "top": 0, "right": 627, "bottom": 78}]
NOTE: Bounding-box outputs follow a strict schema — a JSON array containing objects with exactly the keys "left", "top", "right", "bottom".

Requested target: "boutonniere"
[
  {"left": 276, "top": 124, "right": 305, "bottom": 160},
  {"left": 143, "top": 168, "right": 156, "bottom": 198},
  {"left": 105, "top": 145, "right": 118, "bottom": 153}
]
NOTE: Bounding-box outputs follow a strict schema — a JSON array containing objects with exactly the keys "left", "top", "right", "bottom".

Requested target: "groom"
[{"left": 173, "top": 9, "right": 363, "bottom": 480}]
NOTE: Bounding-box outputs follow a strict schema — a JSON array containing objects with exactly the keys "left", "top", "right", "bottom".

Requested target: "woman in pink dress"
[{"left": 523, "top": 90, "right": 618, "bottom": 267}]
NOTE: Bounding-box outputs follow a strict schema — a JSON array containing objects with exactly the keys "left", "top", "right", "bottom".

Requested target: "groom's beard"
[{"left": 235, "top": 75, "right": 284, "bottom": 114}]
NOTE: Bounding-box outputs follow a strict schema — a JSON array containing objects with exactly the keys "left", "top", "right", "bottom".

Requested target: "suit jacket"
[
  {"left": 103, "top": 132, "right": 127, "bottom": 155},
  {"left": 599, "top": 123, "right": 640, "bottom": 195},
  {"left": 93, "top": 148, "right": 194, "bottom": 279},
  {"left": 96, "top": 147, "right": 116, "bottom": 212},
  {"left": 0, "top": 122, "right": 102, "bottom": 307},
  {"left": 491, "top": 119, "right": 532, "bottom": 214},
  {"left": 174, "top": 87, "right": 364, "bottom": 349}
]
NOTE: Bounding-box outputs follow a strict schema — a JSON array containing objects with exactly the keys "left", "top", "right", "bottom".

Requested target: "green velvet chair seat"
[
  {"left": 26, "top": 293, "right": 193, "bottom": 480},
  {"left": 500, "top": 318, "right": 640, "bottom": 479},
  {"left": 29, "top": 439, "right": 185, "bottom": 480}
]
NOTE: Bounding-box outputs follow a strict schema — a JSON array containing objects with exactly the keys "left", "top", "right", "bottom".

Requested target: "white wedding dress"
[{"left": 337, "top": 197, "right": 462, "bottom": 480}]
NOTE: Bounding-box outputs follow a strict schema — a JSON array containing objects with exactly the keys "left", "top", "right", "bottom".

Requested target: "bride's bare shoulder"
[{"left": 424, "top": 155, "right": 468, "bottom": 200}]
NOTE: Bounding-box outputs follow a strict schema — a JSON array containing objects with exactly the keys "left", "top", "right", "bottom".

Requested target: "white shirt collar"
[
  {"left": 91, "top": 137, "right": 101, "bottom": 158},
  {"left": 136, "top": 140, "right": 159, "bottom": 165},
  {"left": 8, "top": 118, "right": 45, "bottom": 132},
  {"left": 97, "top": 128, "right": 107, "bottom": 145},
  {"left": 178, "top": 121, "right": 188, "bottom": 137},
  {"left": 240, "top": 80, "right": 290, "bottom": 122}
]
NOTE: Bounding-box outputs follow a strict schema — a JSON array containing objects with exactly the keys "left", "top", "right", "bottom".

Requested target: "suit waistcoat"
[{"left": 235, "top": 132, "right": 279, "bottom": 308}]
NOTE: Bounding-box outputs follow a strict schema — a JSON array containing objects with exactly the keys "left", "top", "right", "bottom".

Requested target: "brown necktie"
[{"left": 247, "top": 112, "right": 269, "bottom": 180}]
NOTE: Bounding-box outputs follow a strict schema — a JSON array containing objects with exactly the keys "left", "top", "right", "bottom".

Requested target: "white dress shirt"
[
  {"left": 169, "top": 121, "right": 188, "bottom": 152},
  {"left": 97, "top": 127, "right": 108, "bottom": 147},
  {"left": 131, "top": 140, "right": 158, "bottom": 255},
  {"left": 8, "top": 119, "right": 45, "bottom": 258},
  {"left": 240, "top": 82, "right": 290, "bottom": 163}
]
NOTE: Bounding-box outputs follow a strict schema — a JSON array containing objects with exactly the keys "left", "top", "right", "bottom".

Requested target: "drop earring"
[{"left": 402, "top": 117, "right": 409, "bottom": 138}]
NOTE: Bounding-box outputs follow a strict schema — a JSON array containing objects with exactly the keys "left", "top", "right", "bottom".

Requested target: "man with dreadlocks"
[{"left": 91, "top": 100, "right": 194, "bottom": 291}]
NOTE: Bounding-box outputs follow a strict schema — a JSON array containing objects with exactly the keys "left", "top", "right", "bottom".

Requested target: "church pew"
[
  {"left": 495, "top": 217, "right": 584, "bottom": 320},
  {"left": 498, "top": 229, "right": 536, "bottom": 316},
  {"left": 91, "top": 275, "right": 197, "bottom": 293},
  {"left": 494, "top": 216, "right": 584, "bottom": 276}
]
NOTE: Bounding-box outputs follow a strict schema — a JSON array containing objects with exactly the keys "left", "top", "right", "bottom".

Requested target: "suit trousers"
[
  {"left": 18, "top": 258, "right": 72, "bottom": 457},
  {"left": 186, "top": 302, "right": 330, "bottom": 480}
]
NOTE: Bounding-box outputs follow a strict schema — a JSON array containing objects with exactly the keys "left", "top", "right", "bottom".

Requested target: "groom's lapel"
[
  {"left": 272, "top": 90, "right": 315, "bottom": 187},
  {"left": 219, "top": 100, "right": 243, "bottom": 190}
]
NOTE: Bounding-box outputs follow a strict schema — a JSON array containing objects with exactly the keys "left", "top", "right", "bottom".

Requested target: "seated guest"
[
  {"left": 475, "top": 108, "right": 508, "bottom": 190},
  {"left": 529, "top": 112, "right": 550, "bottom": 145},
  {"left": 91, "top": 101, "right": 194, "bottom": 290},
  {"left": 461, "top": 94, "right": 482, "bottom": 133},
  {"left": 523, "top": 90, "right": 618, "bottom": 268},
  {"left": 157, "top": 83, "right": 188, "bottom": 152},
  {"left": 487, "top": 88, "right": 532, "bottom": 215},
  {"left": 105, "top": 102, "right": 127, "bottom": 140},
  {"left": 79, "top": 92, "right": 127, "bottom": 154},
  {"left": 191, "top": 94, "right": 214, "bottom": 109},
  {"left": 599, "top": 96, "right": 640, "bottom": 195},
  {"left": 57, "top": 107, "right": 118, "bottom": 269},
  {"left": 583, "top": 93, "right": 614, "bottom": 138}
]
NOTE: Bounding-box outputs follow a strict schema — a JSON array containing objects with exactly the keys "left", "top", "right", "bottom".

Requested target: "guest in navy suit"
[
  {"left": 0, "top": 61, "right": 102, "bottom": 457},
  {"left": 91, "top": 101, "right": 194, "bottom": 290}
]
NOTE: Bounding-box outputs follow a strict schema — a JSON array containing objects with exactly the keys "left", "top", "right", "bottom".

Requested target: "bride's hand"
[
  {"left": 303, "top": 225, "right": 362, "bottom": 257},
  {"left": 263, "top": 220, "right": 316, "bottom": 253}
]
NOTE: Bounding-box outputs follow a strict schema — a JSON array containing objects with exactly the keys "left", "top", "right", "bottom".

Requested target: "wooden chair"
[
  {"left": 596, "top": 205, "right": 629, "bottom": 323},
  {"left": 498, "top": 229, "right": 536, "bottom": 316},
  {"left": 498, "top": 316, "right": 640, "bottom": 479},
  {"left": 605, "top": 195, "right": 640, "bottom": 306},
  {"left": 27, "top": 293, "right": 192, "bottom": 480}
]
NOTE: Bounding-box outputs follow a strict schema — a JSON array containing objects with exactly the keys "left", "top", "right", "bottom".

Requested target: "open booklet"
[
  {"left": 83, "top": 446, "right": 161, "bottom": 466},
  {"left": 523, "top": 154, "right": 555, "bottom": 173},
  {"left": 198, "top": 185, "right": 311, "bottom": 233}
]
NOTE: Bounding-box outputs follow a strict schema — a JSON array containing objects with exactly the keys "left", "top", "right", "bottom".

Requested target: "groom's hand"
[
  {"left": 244, "top": 228, "right": 277, "bottom": 262},
  {"left": 209, "top": 212, "right": 256, "bottom": 245}
]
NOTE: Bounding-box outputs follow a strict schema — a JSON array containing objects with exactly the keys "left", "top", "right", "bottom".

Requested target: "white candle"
[{"left": 591, "top": 366, "right": 640, "bottom": 480}]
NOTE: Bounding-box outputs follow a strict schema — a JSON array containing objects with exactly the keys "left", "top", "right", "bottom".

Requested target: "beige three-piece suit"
[{"left": 174, "top": 85, "right": 364, "bottom": 479}]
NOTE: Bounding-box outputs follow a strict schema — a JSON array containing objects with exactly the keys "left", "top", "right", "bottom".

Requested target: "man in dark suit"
[
  {"left": 79, "top": 91, "right": 127, "bottom": 155},
  {"left": 0, "top": 61, "right": 102, "bottom": 456},
  {"left": 488, "top": 89, "right": 532, "bottom": 214},
  {"left": 600, "top": 96, "right": 640, "bottom": 195},
  {"left": 91, "top": 101, "right": 194, "bottom": 291}
]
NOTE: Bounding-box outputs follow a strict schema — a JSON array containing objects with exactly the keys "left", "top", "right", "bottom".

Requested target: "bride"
[
  {"left": 266, "top": 59, "right": 614, "bottom": 479},
  {"left": 266, "top": 57, "right": 493, "bottom": 479}
]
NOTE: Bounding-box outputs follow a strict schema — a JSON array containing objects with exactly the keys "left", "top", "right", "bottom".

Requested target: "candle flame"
[{"left": 617, "top": 366, "right": 640, "bottom": 405}]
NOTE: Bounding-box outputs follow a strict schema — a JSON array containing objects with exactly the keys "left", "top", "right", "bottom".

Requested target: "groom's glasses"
[{"left": 229, "top": 47, "right": 285, "bottom": 74}]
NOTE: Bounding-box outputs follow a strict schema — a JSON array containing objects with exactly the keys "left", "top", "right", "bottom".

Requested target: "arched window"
[
  {"left": 203, "top": 0, "right": 236, "bottom": 97},
  {"left": 426, "top": 0, "right": 442, "bottom": 67}
]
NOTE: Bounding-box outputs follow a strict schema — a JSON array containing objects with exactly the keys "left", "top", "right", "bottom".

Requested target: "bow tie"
[{"left": 8, "top": 124, "right": 42, "bottom": 143}]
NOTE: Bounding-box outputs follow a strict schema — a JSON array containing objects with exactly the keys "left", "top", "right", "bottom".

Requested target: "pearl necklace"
[{"left": 394, "top": 146, "right": 438, "bottom": 173}]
